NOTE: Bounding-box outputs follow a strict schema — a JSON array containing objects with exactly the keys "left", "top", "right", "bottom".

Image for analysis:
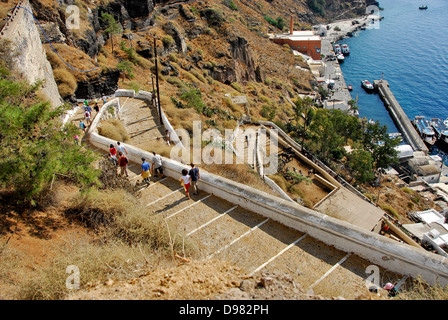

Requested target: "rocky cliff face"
[
  {"left": 15, "top": 0, "right": 364, "bottom": 101},
  {"left": 1, "top": 0, "right": 63, "bottom": 108},
  {"left": 75, "top": 70, "right": 120, "bottom": 98}
]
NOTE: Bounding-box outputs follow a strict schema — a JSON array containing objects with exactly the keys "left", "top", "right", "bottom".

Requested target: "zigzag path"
[{"left": 68, "top": 96, "right": 409, "bottom": 299}]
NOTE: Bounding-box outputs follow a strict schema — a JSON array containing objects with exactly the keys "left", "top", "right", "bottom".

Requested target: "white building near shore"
[{"left": 404, "top": 209, "right": 448, "bottom": 257}]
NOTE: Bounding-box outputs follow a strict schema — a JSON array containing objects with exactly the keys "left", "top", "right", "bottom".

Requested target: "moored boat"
[
  {"left": 337, "top": 53, "right": 345, "bottom": 62},
  {"left": 389, "top": 132, "right": 402, "bottom": 142},
  {"left": 431, "top": 118, "right": 448, "bottom": 146},
  {"left": 414, "top": 116, "right": 436, "bottom": 146},
  {"left": 348, "top": 85, "right": 353, "bottom": 91},
  {"left": 341, "top": 44, "right": 350, "bottom": 55},
  {"left": 361, "top": 80, "right": 374, "bottom": 92},
  {"left": 333, "top": 44, "right": 341, "bottom": 54},
  {"left": 419, "top": 5, "right": 428, "bottom": 10}
]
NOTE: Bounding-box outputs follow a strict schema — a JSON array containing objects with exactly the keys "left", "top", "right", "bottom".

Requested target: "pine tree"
[{"left": 0, "top": 62, "right": 99, "bottom": 206}]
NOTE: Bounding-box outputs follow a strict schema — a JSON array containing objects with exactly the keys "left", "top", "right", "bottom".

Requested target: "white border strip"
[
  {"left": 207, "top": 218, "right": 270, "bottom": 259},
  {"left": 146, "top": 187, "right": 183, "bottom": 207},
  {"left": 249, "top": 234, "right": 307, "bottom": 276},
  {"left": 308, "top": 253, "right": 352, "bottom": 290},
  {"left": 186, "top": 205, "right": 238, "bottom": 237},
  {"left": 165, "top": 194, "right": 212, "bottom": 219}
]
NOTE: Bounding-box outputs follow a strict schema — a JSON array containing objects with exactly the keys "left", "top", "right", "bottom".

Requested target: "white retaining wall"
[{"left": 88, "top": 93, "right": 448, "bottom": 286}]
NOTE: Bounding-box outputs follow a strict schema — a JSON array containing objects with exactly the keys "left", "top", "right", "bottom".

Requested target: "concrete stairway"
[
  {"left": 70, "top": 96, "right": 409, "bottom": 299},
  {"left": 117, "top": 97, "right": 164, "bottom": 149},
  {"left": 120, "top": 163, "right": 406, "bottom": 299}
]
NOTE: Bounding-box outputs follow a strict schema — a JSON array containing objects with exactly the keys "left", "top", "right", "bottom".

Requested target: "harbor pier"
[{"left": 374, "top": 80, "right": 428, "bottom": 154}]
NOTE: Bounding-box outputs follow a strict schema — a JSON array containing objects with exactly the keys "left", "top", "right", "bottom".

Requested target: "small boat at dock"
[
  {"left": 333, "top": 44, "right": 341, "bottom": 54},
  {"left": 413, "top": 116, "right": 436, "bottom": 146},
  {"left": 348, "top": 85, "right": 353, "bottom": 91},
  {"left": 337, "top": 53, "right": 345, "bottom": 62},
  {"left": 389, "top": 132, "right": 402, "bottom": 142},
  {"left": 431, "top": 118, "right": 448, "bottom": 146},
  {"left": 361, "top": 80, "right": 374, "bottom": 92},
  {"left": 341, "top": 44, "right": 350, "bottom": 55}
]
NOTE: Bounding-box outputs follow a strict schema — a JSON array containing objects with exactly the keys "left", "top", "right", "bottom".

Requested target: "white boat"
[
  {"left": 337, "top": 53, "right": 345, "bottom": 62},
  {"left": 431, "top": 118, "right": 448, "bottom": 145},
  {"left": 414, "top": 116, "right": 436, "bottom": 146},
  {"left": 341, "top": 44, "right": 350, "bottom": 55},
  {"left": 361, "top": 80, "right": 374, "bottom": 92}
]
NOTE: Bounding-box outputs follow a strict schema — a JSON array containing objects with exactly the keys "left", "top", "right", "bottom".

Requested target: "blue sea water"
[{"left": 337, "top": 0, "right": 448, "bottom": 162}]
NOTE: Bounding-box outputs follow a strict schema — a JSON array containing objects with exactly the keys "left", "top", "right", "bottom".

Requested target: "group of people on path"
[
  {"left": 75, "top": 94, "right": 108, "bottom": 144},
  {"left": 180, "top": 163, "right": 200, "bottom": 199},
  {"left": 108, "top": 141, "right": 129, "bottom": 177},
  {"left": 107, "top": 143, "right": 168, "bottom": 184},
  {"left": 83, "top": 95, "right": 106, "bottom": 125},
  {"left": 107, "top": 141, "right": 201, "bottom": 199}
]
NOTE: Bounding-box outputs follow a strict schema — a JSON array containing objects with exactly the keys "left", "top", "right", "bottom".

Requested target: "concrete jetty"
[{"left": 374, "top": 80, "right": 428, "bottom": 154}]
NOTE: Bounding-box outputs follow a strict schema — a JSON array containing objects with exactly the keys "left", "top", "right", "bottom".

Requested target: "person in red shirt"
[
  {"left": 109, "top": 144, "right": 118, "bottom": 166},
  {"left": 118, "top": 151, "right": 129, "bottom": 177}
]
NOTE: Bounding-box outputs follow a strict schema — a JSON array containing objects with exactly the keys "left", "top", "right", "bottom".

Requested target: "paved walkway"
[
  {"left": 93, "top": 146, "right": 407, "bottom": 299},
  {"left": 66, "top": 95, "right": 411, "bottom": 298}
]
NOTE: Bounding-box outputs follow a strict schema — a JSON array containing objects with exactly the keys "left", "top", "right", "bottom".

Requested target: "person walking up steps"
[
  {"left": 141, "top": 157, "right": 151, "bottom": 186},
  {"left": 165, "top": 129, "right": 171, "bottom": 145},
  {"left": 151, "top": 151, "right": 164, "bottom": 178},
  {"left": 118, "top": 151, "right": 129, "bottom": 177},
  {"left": 79, "top": 120, "right": 86, "bottom": 133},
  {"left": 109, "top": 144, "right": 118, "bottom": 166},
  {"left": 188, "top": 163, "right": 200, "bottom": 195},
  {"left": 84, "top": 109, "right": 91, "bottom": 125},
  {"left": 180, "top": 168, "right": 191, "bottom": 199},
  {"left": 94, "top": 101, "right": 99, "bottom": 114},
  {"left": 117, "top": 141, "right": 127, "bottom": 156}
]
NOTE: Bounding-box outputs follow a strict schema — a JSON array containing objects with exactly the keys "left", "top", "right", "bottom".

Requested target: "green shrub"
[
  {"left": 200, "top": 8, "right": 225, "bottom": 27},
  {"left": 230, "top": 82, "right": 242, "bottom": 92},
  {"left": 179, "top": 88, "right": 206, "bottom": 113},
  {"left": 264, "top": 15, "right": 286, "bottom": 30},
  {"left": 119, "top": 40, "right": 137, "bottom": 62},
  {"left": 307, "top": 0, "right": 326, "bottom": 17},
  {"left": 116, "top": 60, "right": 135, "bottom": 79},
  {"left": 260, "top": 105, "right": 276, "bottom": 121},
  {"left": 0, "top": 66, "right": 99, "bottom": 206},
  {"left": 379, "top": 204, "right": 399, "bottom": 219},
  {"left": 222, "top": 0, "right": 238, "bottom": 11},
  {"left": 162, "top": 35, "right": 174, "bottom": 48}
]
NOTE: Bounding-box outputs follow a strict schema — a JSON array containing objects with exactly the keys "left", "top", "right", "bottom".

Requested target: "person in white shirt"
[
  {"left": 117, "top": 141, "right": 127, "bottom": 155},
  {"left": 180, "top": 168, "right": 191, "bottom": 199},
  {"left": 151, "top": 151, "right": 164, "bottom": 178},
  {"left": 165, "top": 130, "right": 171, "bottom": 145}
]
